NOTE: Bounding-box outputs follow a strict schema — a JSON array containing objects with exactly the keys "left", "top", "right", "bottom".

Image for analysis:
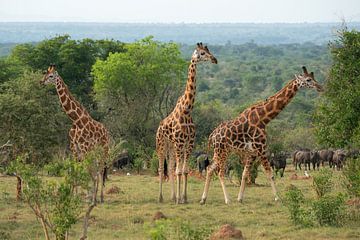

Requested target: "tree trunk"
[{"left": 80, "top": 174, "right": 99, "bottom": 240}]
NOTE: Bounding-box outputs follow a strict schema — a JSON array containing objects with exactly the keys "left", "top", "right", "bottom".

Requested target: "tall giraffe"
[
  {"left": 200, "top": 66, "right": 323, "bottom": 204},
  {"left": 41, "top": 64, "right": 110, "bottom": 203},
  {"left": 157, "top": 43, "right": 217, "bottom": 204}
]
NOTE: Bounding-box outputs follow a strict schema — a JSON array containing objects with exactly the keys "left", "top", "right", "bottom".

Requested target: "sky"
[{"left": 0, "top": 0, "right": 359, "bottom": 23}]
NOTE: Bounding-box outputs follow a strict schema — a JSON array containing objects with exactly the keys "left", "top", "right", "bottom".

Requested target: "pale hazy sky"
[{"left": 0, "top": 0, "right": 359, "bottom": 23}]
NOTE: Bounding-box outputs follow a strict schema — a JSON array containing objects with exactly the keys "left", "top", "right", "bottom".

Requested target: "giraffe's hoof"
[
  {"left": 238, "top": 198, "right": 243, "bottom": 204},
  {"left": 200, "top": 199, "right": 206, "bottom": 205},
  {"left": 158, "top": 196, "right": 164, "bottom": 203},
  {"left": 225, "top": 199, "right": 231, "bottom": 205}
]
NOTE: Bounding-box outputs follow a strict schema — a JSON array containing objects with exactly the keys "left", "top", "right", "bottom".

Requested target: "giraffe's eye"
[
  {"left": 200, "top": 52, "right": 205, "bottom": 55},
  {"left": 306, "top": 78, "right": 312, "bottom": 82}
]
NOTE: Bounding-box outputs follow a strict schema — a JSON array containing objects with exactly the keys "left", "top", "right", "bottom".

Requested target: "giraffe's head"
[
  {"left": 192, "top": 42, "right": 217, "bottom": 64},
  {"left": 295, "top": 66, "right": 323, "bottom": 92},
  {"left": 40, "top": 64, "right": 59, "bottom": 85}
]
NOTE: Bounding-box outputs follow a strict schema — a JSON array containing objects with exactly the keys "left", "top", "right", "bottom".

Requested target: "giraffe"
[
  {"left": 157, "top": 43, "right": 217, "bottom": 204},
  {"left": 41, "top": 64, "right": 110, "bottom": 203},
  {"left": 200, "top": 66, "right": 323, "bottom": 205}
]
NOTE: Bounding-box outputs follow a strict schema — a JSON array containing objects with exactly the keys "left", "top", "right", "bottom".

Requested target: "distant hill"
[{"left": 1, "top": 22, "right": 360, "bottom": 45}]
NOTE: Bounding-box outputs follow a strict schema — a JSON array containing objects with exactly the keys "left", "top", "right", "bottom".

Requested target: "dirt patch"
[
  {"left": 153, "top": 211, "right": 167, "bottom": 221},
  {"left": 210, "top": 224, "right": 243, "bottom": 240}
]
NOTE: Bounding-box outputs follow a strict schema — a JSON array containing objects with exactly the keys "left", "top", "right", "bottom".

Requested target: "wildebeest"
[
  {"left": 270, "top": 152, "right": 287, "bottom": 177},
  {"left": 317, "top": 149, "right": 334, "bottom": 167}
]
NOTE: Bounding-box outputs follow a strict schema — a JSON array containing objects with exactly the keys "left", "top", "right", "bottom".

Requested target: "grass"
[{"left": 0, "top": 166, "right": 359, "bottom": 240}]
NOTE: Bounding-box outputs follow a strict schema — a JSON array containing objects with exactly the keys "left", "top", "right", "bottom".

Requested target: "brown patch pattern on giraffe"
[
  {"left": 156, "top": 43, "right": 217, "bottom": 204},
  {"left": 41, "top": 64, "right": 110, "bottom": 203},
  {"left": 200, "top": 66, "right": 323, "bottom": 205}
]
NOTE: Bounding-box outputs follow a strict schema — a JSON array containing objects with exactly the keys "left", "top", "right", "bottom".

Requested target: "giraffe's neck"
[
  {"left": 176, "top": 59, "right": 197, "bottom": 115},
  {"left": 257, "top": 79, "right": 299, "bottom": 125},
  {"left": 55, "top": 76, "right": 88, "bottom": 122}
]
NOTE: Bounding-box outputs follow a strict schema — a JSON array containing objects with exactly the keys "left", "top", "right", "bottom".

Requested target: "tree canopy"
[
  {"left": 92, "top": 37, "right": 187, "bottom": 152},
  {"left": 315, "top": 29, "right": 360, "bottom": 148}
]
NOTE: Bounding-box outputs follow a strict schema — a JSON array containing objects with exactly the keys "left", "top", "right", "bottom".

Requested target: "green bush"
[
  {"left": 342, "top": 157, "right": 360, "bottom": 198},
  {"left": 147, "top": 219, "right": 211, "bottom": 240},
  {"left": 150, "top": 151, "right": 159, "bottom": 176},
  {"left": 284, "top": 185, "right": 313, "bottom": 227},
  {"left": 44, "top": 160, "right": 65, "bottom": 176},
  {"left": 312, "top": 194, "right": 346, "bottom": 226},
  {"left": 313, "top": 168, "right": 333, "bottom": 198}
]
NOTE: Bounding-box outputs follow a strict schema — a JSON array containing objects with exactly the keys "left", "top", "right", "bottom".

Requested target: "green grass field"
[{"left": 0, "top": 167, "right": 359, "bottom": 240}]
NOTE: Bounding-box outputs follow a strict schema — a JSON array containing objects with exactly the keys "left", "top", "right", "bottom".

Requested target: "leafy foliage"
[
  {"left": 9, "top": 156, "right": 86, "bottom": 240},
  {"left": 284, "top": 185, "right": 313, "bottom": 227},
  {"left": 147, "top": 218, "right": 211, "bottom": 240},
  {"left": 0, "top": 71, "right": 69, "bottom": 164},
  {"left": 92, "top": 36, "right": 187, "bottom": 151},
  {"left": 313, "top": 168, "right": 333, "bottom": 198},
  {"left": 342, "top": 157, "right": 360, "bottom": 198},
  {"left": 315, "top": 28, "right": 360, "bottom": 147},
  {"left": 312, "top": 194, "right": 346, "bottom": 226},
  {"left": 9, "top": 35, "right": 125, "bottom": 112}
]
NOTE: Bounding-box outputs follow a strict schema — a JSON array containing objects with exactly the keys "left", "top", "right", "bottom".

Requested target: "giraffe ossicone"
[{"left": 200, "top": 66, "right": 323, "bottom": 205}]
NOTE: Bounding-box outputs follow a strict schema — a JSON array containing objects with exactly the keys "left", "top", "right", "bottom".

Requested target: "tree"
[
  {"left": 9, "top": 36, "right": 125, "bottom": 113},
  {"left": 314, "top": 28, "right": 360, "bottom": 147},
  {"left": 92, "top": 37, "right": 187, "bottom": 153},
  {"left": 0, "top": 71, "right": 69, "bottom": 164}
]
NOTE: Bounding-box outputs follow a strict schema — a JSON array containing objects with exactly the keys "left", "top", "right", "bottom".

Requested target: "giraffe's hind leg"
[
  {"left": 180, "top": 141, "right": 194, "bottom": 204},
  {"left": 168, "top": 143, "right": 176, "bottom": 202},
  {"left": 218, "top": 155, "right": 230, "bottom": 204},
  {"left": 200, "top": 151, "right": 221, "bottom": 205}
]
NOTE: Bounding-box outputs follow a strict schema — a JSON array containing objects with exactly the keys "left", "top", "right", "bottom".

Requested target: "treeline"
[{"left": 1, "top": 29, "right": 359, "bottom": 167}]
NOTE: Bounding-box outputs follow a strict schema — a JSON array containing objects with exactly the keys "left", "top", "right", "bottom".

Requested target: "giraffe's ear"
[
  {"left": 294, "top": 74, "right": 300, "bottom": 80},
  {"left": 302, "top": 66, "right": 308, "bottom": 75}
]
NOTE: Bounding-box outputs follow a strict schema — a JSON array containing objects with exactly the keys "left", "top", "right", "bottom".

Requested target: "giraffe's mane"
[{"left": 57, "top": 76, "right": 90, "bottom": 116}]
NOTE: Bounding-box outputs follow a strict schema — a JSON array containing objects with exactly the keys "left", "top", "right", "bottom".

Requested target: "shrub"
[
  {"left": 44, "top": 160, "right": 65, "bottom": 177},
  {"left": 284, "top": 185, "right": 313, "bottom": 227},
  {"left": 150, "top": 151, "right": 159, "bottom": 176},
  {"left": 312, "top": 194, "right": 346, "bottom": 226},
  {"left": 342, "top": 157, "right": 360, "bottom": 198},
  {"left": 147, "top": 219, "right": 212, "bottom": 240},
  {"left": 313, "top": 168, "right": 333, "bottom": 198},
  {"left": 133, "top": 157, "right": 144, "bottom": 174}
]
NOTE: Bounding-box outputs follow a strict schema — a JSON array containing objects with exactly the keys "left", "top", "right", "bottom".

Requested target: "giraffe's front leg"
[{"left": 237, "top": 156, "right": 252, "bottom": 203}]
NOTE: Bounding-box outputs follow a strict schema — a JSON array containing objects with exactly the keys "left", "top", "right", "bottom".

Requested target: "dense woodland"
[{"left": 0, "top": 27, "right": 359, "bottom": 168}]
